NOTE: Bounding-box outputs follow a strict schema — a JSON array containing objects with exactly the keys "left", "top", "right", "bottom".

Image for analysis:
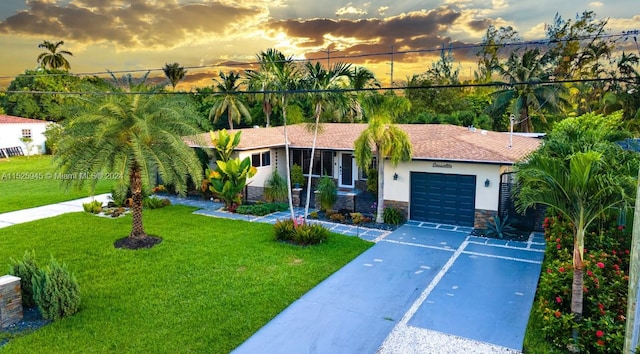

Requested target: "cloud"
[
  {"left": 0, "top": 0, "right": 267, "bottom": 49},
  {"left": 336, "top": 3, "right": 368, "bottom": 17},
  {"left": 377, "top": 6, "right": 389, "bottom": 16},
  {"left": 589, "top": 2, "right": 604, "bottom": 7}
]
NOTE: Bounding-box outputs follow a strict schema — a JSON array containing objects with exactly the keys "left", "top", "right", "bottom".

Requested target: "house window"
[
  {"left": 359, "top": 157, "right": 377, "bottom": 180},
  {"left": 21, "top": 129, "right": 32, "bottom": 139},
  {"left": 291, "top": 149, "right": 333, "bottom": 176},
  {"left": 251, "top": 151, "right": 271, "bottom": 167}
]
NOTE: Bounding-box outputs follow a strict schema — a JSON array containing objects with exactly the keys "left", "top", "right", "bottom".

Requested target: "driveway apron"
[{"left": 233, "top": 223, "right": 545, "bottom": 353}]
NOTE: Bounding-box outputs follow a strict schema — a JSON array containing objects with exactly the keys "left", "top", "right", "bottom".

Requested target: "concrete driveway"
[{"left": 232, "top": 222, "right": 545, "bottom": 354}]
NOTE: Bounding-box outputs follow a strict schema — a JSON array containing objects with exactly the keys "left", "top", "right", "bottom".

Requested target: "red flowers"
[
  {"left": 587, "top": 270, "right": 593, "bottom": 276},
  {"left": 596, "top": 330, "right": 604, "bottom": 338},
  {"left": 597, "top": 262, "right": 605, "bottom": 269},
  {"left": 618, "top": 225, "right": 624, "bottom": 231},
  {"left": 554, "top": 310, "right": 561, "bottom": 318},
  {"left": 556, "top": 296, "right": 562, "bottom": 303},
  {"left": 557, "top": 244, "right": 562, "bottom": 250},
  {"left": 558, "top": 267, "right": 565, "bottom": 273}
]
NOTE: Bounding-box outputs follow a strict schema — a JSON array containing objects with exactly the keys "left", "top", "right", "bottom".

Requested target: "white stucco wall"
[
  {"left": 383, "top": 160, "right": 507, "bottom": 212},
  {"left": 239, "top": 148, "right": 277, "bottom": 187},
  {"left": 0, "top": 122, "right": 48, "bottom": 155}
]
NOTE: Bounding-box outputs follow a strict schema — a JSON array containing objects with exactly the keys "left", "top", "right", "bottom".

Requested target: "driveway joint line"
[
  {"left": 462, "top": 251, "right": 543, "bottom": 264},
  {"left": 381, "top": 239, "right": 457, "bottom": 251}
]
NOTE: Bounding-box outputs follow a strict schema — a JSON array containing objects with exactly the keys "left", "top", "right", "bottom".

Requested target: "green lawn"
[
  {"left": 0, "top": 206, "right": 373, "bottom": 353},
  {"left": 0, "top": 155, "right": 114, "bottom": 213}
]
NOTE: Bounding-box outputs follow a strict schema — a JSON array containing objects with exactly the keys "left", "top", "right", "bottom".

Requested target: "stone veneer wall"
[
  {"left": 474, "top": 209, "right": 497, "bottom": 229},
  {"left": 383, "top": 200, "right": 409, "bottom": 220},
  {"left": 0, "top": 275, "right": 23, "bottom": 328},
  {"left": 246, "top": 186, "right": 265, "bottom": 202}
]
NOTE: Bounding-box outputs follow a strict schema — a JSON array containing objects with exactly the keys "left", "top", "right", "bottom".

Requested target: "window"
[
  {"left": 251, "top": 151, "right": 271, "bottom": 167},
  {"left": 21, "top": 129, "right": 32, "bottom": 139},
  {"left": 359, "top": 157, "right": 377, "bottom": 180},
  {"left": 291, "top": 149, "right": 333, "bottom": 176}
]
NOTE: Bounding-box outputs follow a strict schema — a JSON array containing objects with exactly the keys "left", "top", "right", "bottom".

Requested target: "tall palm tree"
[
  {"left": 55, "top": 79, "right": 203, "bottom": 249},
  {"left": 343, "top": 66, "right": 379, "bottom": 122},
  {"left": 515, "top": 151, "right": 633, "bottom": 339},
  {"left": 163, "top": 62, "right": 187, "bottom": 91},
  {"left": 490, "top": 48, "right": 566, "bottom": 133},
  {"left": 301, "top": 61, "right": 352, "bottom": 219},
  {"left": 259, "top": 49, "right": 301, "bottom": 219},
  {"left": 246, "top": 51, "right": 281, "bottom": 127},
  {"left": 209, "top": 71, "right": 251, "bottom": 129},
  {"left": 37, "top": 40, "right": 73, "bottom": 71}
]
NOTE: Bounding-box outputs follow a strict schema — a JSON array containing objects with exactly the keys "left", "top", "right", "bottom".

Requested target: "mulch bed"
[
  {"left": 114, "top": 235, "right": 162, "bottom": 249},
  {"left": 0, "top": 307, "right": 50, "bottom": 348}
]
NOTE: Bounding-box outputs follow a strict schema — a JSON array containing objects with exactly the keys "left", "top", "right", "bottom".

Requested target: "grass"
[
  {"left": 0, "top": 155, "right": 114, "bottom": 213},
  {"left": 0, "top": 206, "right": 373, "bottom": 353},
  {"left": 523, "top": 303, "right": 564, "bottom": 353}
]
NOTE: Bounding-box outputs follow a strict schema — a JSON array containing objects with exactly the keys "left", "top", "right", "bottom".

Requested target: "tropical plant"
[
  {"left": 54, "top": 76, "right": 204, "bottom": 249},
  {"left": 210, "top": 129, "right": 241, "bottom": 162},
  {"left": 290, "top": 164, "right": 305, "bottom": 188},
  {"left": 383, "top": 207, "right": 405, "bottom": 225},
  {"left": 209, "top": 71, "right": 251, "bottom": 129},
  {"left": 515, "top": 150, "right": 634, "bottom": 344},
  {"left": 354, "top": 96, "right": 413, "bottom": 223},
  {"left": 37, "top": 40, "right": 73, "bottom": 71},
  {"left": 485, "top": 215, "right": 517, "bottom": 239},
  {"left": 206, "top": 157, "right": 257, "bottom": 212},
  {"left": 316, "top": 175, "right": 337, "bottom": 211},
  {"left": 245, "top": 50, "right": 282, "bottom": 127},
  {"left": 82, "top": 200, "right": 103, "bottom": 214},
  {"left": 163, "top": 62, "right": 187, "bottom": 91},
  {"left": 489, "top": 48, "right": 567, "bottom": 133},
  {"left": 264, "top": 170, "right": 287, "bottom": 202}
]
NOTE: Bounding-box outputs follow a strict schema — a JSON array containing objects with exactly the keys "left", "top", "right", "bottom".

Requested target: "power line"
[{"left": 0, "top": 30, "right": 637, "bottom": 82}]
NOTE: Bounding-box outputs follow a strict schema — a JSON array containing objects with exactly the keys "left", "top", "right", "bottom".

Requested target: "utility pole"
[
  {"left": 324, "top": 48, "right": 337, "bottom": 68},
  {"left": 390, "top": 45, "right": 395, "bottom": 86}
]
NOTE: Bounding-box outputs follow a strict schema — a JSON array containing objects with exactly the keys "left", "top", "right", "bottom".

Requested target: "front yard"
[{"left": 0, "top": 206, "right": 372, "bottom": 352}]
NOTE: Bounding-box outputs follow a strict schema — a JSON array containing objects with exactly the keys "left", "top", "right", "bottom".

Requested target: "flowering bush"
[{"left": 536, "top": 215, "right": 630, "bottom": 352}]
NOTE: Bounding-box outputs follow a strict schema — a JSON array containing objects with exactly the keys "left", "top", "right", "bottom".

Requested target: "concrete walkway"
[{"left": 0, "top": 194, "right": 111, "bottom": 229}]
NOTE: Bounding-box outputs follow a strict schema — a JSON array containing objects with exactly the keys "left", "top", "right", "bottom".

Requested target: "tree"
[
  {"left": 55, "top": 77, "right": 203, "bottom": 249},
  {"left": 163, "top": 63, "right": 187, "bottom": 91},
  {"left": 489, "top": 48, "right": 567, "bottom": 133},
  {"left": 515, "top": 112, "right": 636, "bottom": 345},
  {"left": 245, "top": 50, "right": 282, "bottom": 127},
  {"left": 258, "top": 49, "right": 302, "bottom": 219},
  {"left": 475, "top": 25, "right": 520, "bottom": 83},
  {"left": 354, "top": 94, "right": 413, "bottom": 223},
  {"left": 37, "top": 40, "right": 73, "bottom": 71},
  {"left": 209, "top": 71, "right": 251, "bottom": 130},
  {"left": 301, "top": 61, "right": 352, "bottom": 220}
]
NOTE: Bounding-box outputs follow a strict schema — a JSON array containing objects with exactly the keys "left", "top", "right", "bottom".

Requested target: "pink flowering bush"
[{"left": 536, "top": 214, "right": 629, "bottom": 352}]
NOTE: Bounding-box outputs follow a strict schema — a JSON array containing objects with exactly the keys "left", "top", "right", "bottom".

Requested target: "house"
[
  {"left": 0, "top": 115, "right": 49, "bottom": 157},
  {"left": 188, "top": 123, "right": 541, "bottom": 228}
]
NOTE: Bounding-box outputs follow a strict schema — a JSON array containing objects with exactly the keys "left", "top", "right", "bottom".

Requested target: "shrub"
[
  {"left": 316, "top": 176, "right": 337, "bottom": 211},
  {"left": 236, "top": 203, "right": 288, "bottom": 216},
  {"left": 8, "top": 250, "right": 42, "bottom": 308},
  {"left": 485, "top": 215, "right": 517, "bottom": 239},
  {"left": 264, "top": 170, "right": 288, "bottom": 202},
  {"left": 534, "top": 215, "right": 630, "bottom": 353},
  {"left": 383, "top": 207, "right": 405, "bottom": 225},
  {"left": 82, "top": 200, "right": 102, "bottom": 214},
  {"left": 273, "top": 218, "right": 329, "bottom": 245},
  {"left": 309, "top": 211, "right": 319, "bottom": 219},
  {"left": 290, "top": 164, "right": 305, "bottom": 188},
  {"left": 32, "top": 258, "right": 81, "bottom": 321},
  {"left": 329, "top": 213, "right": 346, "bottom": 222},
  {"left": 143, "top": 196, "right": 171, "bottom": 209},
  {"left": 366, "top": 167, "right": 378, "bottom": 194}
]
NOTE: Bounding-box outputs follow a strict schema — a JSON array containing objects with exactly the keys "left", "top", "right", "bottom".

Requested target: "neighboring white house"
[
  {"left": 188, "top": 123, "right": 542, "bottom": 228},
  {"left": 0, "top": 115, "right": 49, "bottom": 156}
]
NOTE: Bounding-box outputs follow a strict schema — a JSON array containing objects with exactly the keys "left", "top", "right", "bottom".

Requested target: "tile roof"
[
  {"left": 187, "top": 123, "right": 541, "bottom": 164},
  {"left": 0, "top": 115, "right": 48, "bottom": 124}
]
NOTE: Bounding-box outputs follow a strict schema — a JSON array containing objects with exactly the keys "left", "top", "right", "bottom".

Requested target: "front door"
[{"left": 339, "top": 153, "right": 354, "bottom": 188}]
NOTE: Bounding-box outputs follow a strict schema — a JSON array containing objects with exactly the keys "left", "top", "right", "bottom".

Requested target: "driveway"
[{"left": 232, "top": 222, "right": 545, "bottom": 354}]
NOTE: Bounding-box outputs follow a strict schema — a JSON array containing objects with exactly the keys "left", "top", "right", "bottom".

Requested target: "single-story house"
[
  {"left": 0, "top": 115, "right": 49, "bottom": 157},
  {"left": 188, "top": 123, "right": 541, "bottom": 228}
]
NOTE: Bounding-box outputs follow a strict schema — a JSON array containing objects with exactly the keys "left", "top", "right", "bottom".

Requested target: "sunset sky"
[{"left": 0, "top": 0, "right": 638, "bottom": 89}]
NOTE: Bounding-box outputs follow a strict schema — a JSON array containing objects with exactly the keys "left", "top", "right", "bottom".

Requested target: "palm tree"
[
  {"left": 259, "top": 49, "right": 301, "bottom": 219},
  {"left": 490, "top": 48, "right": 566, "bottom": 133},
  {"left": 37, "top": 40, "right": 73, "bottom": 71},
  {"left": 246, "top": 51, "right": 281, "bottom": 127},
  {"left": 342, "top": 66, "right": 379, "bottom": 122},
  {"left": 209, "top": 71, "right": 251, "bottom": 129},
  {"left": 301, "top": 61, "right": 352, "bottom": 220},
  {"left": 55, "top": 78, "right": 203, "bottom": 249},
  {"left": 354, "top": 97, "right": 412, "bottom": 223},
  {"left": 163, "top": 62, "right": 187, "bottom": 91},
  {"left": 515, "top": 151, "right": 633, "bottom": 340}
]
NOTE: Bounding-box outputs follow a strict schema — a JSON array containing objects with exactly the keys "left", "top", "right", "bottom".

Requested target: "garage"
[{"left": 410, "top": 172, "right": 476, "bottom": 227}]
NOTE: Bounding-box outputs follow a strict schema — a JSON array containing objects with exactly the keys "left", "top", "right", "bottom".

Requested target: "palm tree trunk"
[
  {"left": 571, "top": 228, "right": 585, "bottom": 348},
  {"left": 304, "top": 104, "right": 322, "bottom": 221},
  {"left": 376, "top": 150, "right": 385, "bottom": 223},
  {"left": 129, "top": 164, "right": 147, "bottom": 240},
  {"left": 282, "top": 95, "right": 295, "bottom": 220}
]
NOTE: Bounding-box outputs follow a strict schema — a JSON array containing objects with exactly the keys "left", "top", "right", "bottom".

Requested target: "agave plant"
[{"left": 485, "top": 215, "right": 517, "bottom": 239}]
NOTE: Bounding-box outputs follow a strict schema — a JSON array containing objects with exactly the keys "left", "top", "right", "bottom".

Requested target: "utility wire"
[{"left": 1, "top": 30, "right": 637, "bottom": 81}]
